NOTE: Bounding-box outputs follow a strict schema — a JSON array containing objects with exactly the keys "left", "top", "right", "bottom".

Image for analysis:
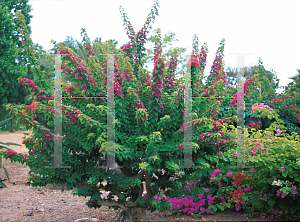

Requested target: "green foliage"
[
  {"left": 176, "top": 103, "right": 300, "bottom": 220},
  {"left": 225, "top": 63, "right": 277, "bottom": 88},
  {"left": 288, "top": 68, "right": 300, "bottom": 92},
  {"left": 0, "top": 3, "right": 29, "bottom": 105}
]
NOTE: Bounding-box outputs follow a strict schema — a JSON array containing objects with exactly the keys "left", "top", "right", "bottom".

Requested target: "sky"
[{"left": 27, "top": 0, "right": 300, "bottom": 94}]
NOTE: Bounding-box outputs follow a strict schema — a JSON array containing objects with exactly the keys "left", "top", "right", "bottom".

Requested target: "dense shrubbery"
[{"left": 156, "top": 102, "right": 300, "bottom": 220}]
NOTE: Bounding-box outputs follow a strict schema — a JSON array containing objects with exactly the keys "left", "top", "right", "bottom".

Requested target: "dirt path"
[
  {"left": 0, "top": 130, "right": 31, "bottom": 154},
  {"left": 0, "top": 131, "right": 280, "bottom": 221}
]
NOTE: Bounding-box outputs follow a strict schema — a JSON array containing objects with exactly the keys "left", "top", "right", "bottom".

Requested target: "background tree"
[
  {"left": 0, "top": 0, "right": 33, "bottom": 105},
  {"left": 284, "top": 68, "right": 300, "bottom": 110},
  {"left": 288, "top": 68, "right": 300, "bottom": 91},
  {"left": 225, "top": 62, "right": 277, "bottom": 91},
  {"left": 0, "top": 0, "right": 33, "bottom": 132}
]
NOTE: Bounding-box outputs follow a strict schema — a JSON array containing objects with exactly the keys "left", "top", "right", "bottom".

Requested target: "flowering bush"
[
  {"left": 1, "top": 2, "right": 300, "bottom": 221},
  {"left": 243, "top": 62, "right": 300, "bottom": 136},
  {"left": 0, "top": 2, "right": 242, "bottom": 221},
  {"left": 158, "top": 102, "right": 300, "bottom": 220}
]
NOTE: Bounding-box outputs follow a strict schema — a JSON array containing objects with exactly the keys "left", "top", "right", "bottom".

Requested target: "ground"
[{"left": 0, "top": 130, "right": 279, "bottom": 221}]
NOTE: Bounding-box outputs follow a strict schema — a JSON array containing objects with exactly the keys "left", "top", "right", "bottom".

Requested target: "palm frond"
[
  {"left": 76, "top": 40, "right": 88, "bottom": 63},
  {"left": 24, "top": 93, "right": 33, "bottom": 104}
]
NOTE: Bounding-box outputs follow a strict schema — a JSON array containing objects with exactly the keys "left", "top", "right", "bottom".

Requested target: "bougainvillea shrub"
[{"left": 2, "top": 1, "right": 300, "bottom": 221}]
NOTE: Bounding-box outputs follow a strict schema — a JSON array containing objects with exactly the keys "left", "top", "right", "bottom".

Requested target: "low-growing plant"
[
  {"left": 0, "top": 141, "right": 24, "bottom": 188},
  {"left": 158, "top": 102, "right": 300, "bottom": 221}
]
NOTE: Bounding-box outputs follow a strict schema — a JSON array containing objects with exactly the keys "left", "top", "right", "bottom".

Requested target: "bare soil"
[{"left": 0, "top": 131, "right": 280, "bottom": 221}]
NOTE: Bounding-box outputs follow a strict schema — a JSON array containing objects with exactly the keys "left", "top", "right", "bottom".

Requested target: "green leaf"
[
  {"left": 49, "top": 141, "right": 54, "bottom": 147},
  {"left": 217, "top": 205, "right": 225, "bottom": 211},
  {"left": 0, "top": 180, "right": 7, "bottom": 188},
  {"left": 139, "top": 162, "right": 149, "bottom": 170},
  {"left": 258, "top": 201, "right": 264, "bottom": 208},
  {"left": 1, "top": 165, "right": 10, "bottom": 182},
  {"left": 268, "top": 199, "right": 275, "bottom": 207},
  {"left": 208, "top": 123, "right": 214, "bottom": 129},
  {"left": 221, "top": 127, "right": 227, "bottom": 133},
  {"left": 225, "top": 203, "right": 231, "bottom": 208},
  {"left": 34, "top": 75, "right": 39, "bottom": 81},
  {"left": 0, "top": 141, "right": 21, "bottom": 147},
  {"left": 245, "top": 130, "right": 249, "bottom": 138}
]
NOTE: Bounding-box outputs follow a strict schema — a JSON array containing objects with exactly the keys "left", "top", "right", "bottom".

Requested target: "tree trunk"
[
  {"left": 118, "top": 208, "right": 146, "bottom": 222},
  {"left": 10, "top": 117, "right": 14, "bottom": 132}
]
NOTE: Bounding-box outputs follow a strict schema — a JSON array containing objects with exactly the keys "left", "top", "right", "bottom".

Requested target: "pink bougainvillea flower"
[
  {"left": 255, "top": 143, "right": 263, "bottom": 148},
  {"left": 276, "top": 190, "right": 281, "bottom": 196},
  {"left": 281, "top": 166, "right": 285, "bottom": 171},
  {"left": 293, "top": 191, "right": 297, "bottom": 195},
  {"left": 277, "top": 129, "right": 282, "bottom": 134},
  {"left": 261, "top": 148, "right": 267, "bottom": 152},
  {"left": 291, "top": 185, "right": 297, "bottom": 190},
  {"left": 198, "top": 193, "right": 205, "bottom": 200},
  {"left": 204, "top": 188, "right": 210, "bottom": 193},
  {"left": 249, "top": 121, "right": 256, "bottom": 126},
  {"left": 227, "top": 170, "right": 233, "bottom": 177}
]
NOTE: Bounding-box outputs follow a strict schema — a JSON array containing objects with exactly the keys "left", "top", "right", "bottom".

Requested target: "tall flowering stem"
[
  {"left": 190, "top": 34, "right": 202, "bottom": 93},
  {"left": 15, "top": 11, "right": 53, "bottom": 97},
  {"left": 148, "top": 30, "right": 166, "bottom": 132},
  {"left": 197, "top": 39, "right": 227, "bottom": 119},
  {"left": 191, "top": 36, "right": 208, "bottom": 97},
  {"left": 164, "top": 54, "right": 178, "bottom": 94},
  {"left": 120, "top": 0, "right": 159, "bottom": 81},
  {"left": 81, "top": 28, "right": 96, "bottom": 58}
]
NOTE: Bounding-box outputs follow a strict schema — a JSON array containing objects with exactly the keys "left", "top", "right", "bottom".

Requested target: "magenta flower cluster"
[
  {"left": 164, "top": 56, "right": 178, "bottom": 91},
  {"left": 58, "top": 47, "right": 101, "bottom": 95},
  {"left": 210, "top": 169, "right": 222, "bottom": 182},
  {"left": 155, "top": 194, "right": 215, "bottom": 216},
  {"left": 19, "top": 78, "right": 53, "bottom": 101},
  {"left": 4, "top": 150, "right": 28, "bottom": 160},
  {"left": 229, "top": 77, "right": 255, "bottom": 107},
  {"left": 150, "top": 37, "right": 165, "bottom": 112}
]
